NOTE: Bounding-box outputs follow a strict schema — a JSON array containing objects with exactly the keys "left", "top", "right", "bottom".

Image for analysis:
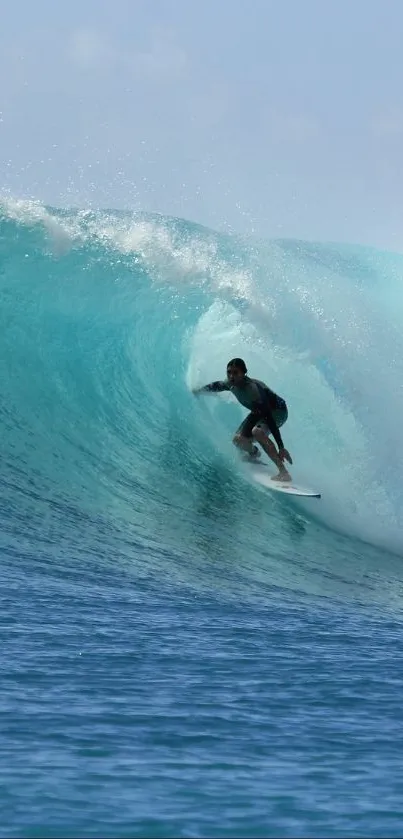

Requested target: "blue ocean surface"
[{"left": 2, "top": 198, "right": 403, "bottom": 837}]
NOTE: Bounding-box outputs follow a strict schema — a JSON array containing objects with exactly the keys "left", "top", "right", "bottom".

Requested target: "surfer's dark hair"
[{"left": 227, "top": 358, "right": 247, "bottom": 373}]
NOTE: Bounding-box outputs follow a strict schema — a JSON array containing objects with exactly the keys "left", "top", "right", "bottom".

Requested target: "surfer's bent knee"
[{"left": 252, "top": 425, "right": 265, "bottom": 442}]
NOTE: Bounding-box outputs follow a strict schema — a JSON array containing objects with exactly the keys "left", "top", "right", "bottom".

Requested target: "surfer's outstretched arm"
[{"left": 192, "top": 381, "right": 230, "bottom": 394}]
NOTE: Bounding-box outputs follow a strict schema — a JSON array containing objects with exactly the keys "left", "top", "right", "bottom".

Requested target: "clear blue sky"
[{"left": 2, "top": 0, "right": 403, "bottom": 249}]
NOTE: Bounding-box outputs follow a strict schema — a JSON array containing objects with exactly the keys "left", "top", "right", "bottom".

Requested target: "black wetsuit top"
[{"left": 201, "top": 376, "right": 287, "bottom": 448}]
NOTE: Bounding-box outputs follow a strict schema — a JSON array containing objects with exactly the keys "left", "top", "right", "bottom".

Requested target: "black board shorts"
[{"left": 236, "top": 401, "right": 288, "bottom": 438}]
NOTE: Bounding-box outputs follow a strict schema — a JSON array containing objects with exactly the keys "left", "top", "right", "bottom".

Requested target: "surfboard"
[{"left": 244, "top": 461, "right": 321, "bottom": 498}]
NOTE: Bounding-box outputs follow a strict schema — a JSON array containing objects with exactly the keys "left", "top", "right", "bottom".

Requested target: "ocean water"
[{"left": 2, "top": 197, "right": 403, "bottom": 837}]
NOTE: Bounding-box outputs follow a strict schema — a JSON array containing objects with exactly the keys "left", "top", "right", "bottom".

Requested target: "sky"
[{"left": 1, "top": 0, "right": 403, "bottom": 249}]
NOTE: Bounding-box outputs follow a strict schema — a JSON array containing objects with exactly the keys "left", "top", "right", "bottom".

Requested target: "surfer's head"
[{"left": 227, "top": 358, "right": 247, "bottom": 384}]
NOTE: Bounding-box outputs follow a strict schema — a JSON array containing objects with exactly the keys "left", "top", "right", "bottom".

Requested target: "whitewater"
[{"left": 2, "top": 197, "right": 403, "bottom": 838}]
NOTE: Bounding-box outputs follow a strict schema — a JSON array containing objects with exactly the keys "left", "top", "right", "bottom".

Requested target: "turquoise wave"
[{"left": 1, "top": 198, "right": 402, "bottom": 558}]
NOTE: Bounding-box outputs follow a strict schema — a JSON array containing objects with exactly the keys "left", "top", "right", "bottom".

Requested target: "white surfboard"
[{"left": 245, "top": 461, "right": 321, "bottom": 498}]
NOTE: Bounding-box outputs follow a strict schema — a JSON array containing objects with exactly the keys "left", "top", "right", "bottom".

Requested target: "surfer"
[{"left": 192, "top": 357, "right": 293, "bottom": 482}]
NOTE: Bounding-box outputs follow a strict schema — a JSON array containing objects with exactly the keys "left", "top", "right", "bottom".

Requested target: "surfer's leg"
[
  {"left": 233, "top": 413, "right": 260, "bottom": 456},
  {"left": 252, "top": 424, "right": 291, "bottom": 481}
]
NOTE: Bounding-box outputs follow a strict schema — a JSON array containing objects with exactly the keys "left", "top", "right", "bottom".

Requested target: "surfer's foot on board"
[
  {"left": 271, "top": 470, "right": 292, "bottom": 482},
  {"left": 242, "top": 445, "right": 261, "bottom": 461},
  {"left": 249, "top": 445, "right": 261, "bottom": 459}
]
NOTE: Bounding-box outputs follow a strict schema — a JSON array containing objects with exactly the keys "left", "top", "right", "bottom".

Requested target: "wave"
[{"left": 1, "top": 197, "right": 403, "bottom": 559}]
